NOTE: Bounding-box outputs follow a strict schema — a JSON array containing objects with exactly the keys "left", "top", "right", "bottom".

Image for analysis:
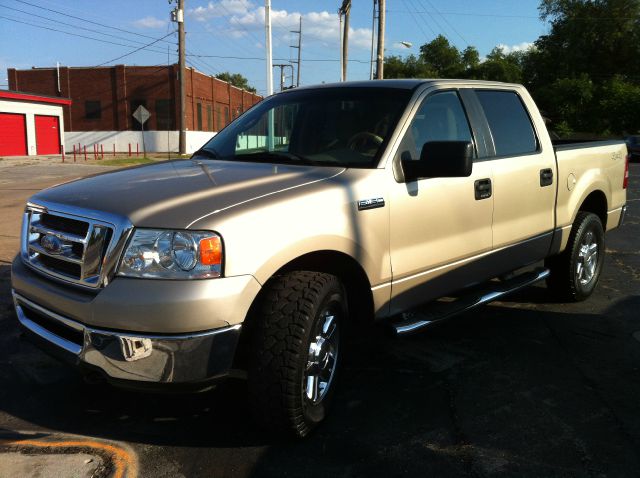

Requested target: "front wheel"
[
  {"left": 545, "top": 212, "right": 605, "bottom": 301},
  {"left": 247, "top": 271, "right": 346, "bottom": 438}
]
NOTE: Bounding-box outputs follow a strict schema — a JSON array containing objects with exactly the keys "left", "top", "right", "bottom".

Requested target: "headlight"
[{"left": 118, "top": 229, "right": 223, "bottom": 279}]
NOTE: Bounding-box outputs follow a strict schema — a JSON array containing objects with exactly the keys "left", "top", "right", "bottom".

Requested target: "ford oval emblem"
[{"left": 40, "top": 234, "right": 62, "bottom": 254}]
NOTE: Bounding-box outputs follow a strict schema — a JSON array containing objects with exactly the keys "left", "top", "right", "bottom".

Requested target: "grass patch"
[{"left": 94, "top": 157, "right": 162, "bottom": 167}]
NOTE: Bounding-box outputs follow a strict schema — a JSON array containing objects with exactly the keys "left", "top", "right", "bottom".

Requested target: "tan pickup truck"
[{"left": 12, "top": 80, "right": 628, "bottom": 437}]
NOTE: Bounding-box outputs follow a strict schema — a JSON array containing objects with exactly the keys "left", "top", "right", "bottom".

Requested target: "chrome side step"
[{"left": 391, "top": 267, "right": 550, "bottom": 336}]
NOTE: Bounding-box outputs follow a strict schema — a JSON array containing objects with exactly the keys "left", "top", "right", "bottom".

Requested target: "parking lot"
[{"left": 1, "top": 158, "right": 639, "bottom": 477}]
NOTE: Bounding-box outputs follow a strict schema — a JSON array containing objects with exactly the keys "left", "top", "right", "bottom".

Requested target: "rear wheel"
[
  {"left": 247, "top": 271, "right": 346, "bottom": 438},
  {"left": 545, "top": 212, "right": 605, "bottom": 301}
]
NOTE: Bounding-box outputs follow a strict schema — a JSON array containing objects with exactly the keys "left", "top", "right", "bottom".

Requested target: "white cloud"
[
  {"left": 189, "top": 0, "right": 253, "bottom": 22},
  {"left": 133, "top": 16, "right": 167, "bottom": 29},
  {"left": 496, "top": 42, "right": 535, "bottom": 54},
  {"left": 189, "top": 2, "right": 372, "bottom": 50}
]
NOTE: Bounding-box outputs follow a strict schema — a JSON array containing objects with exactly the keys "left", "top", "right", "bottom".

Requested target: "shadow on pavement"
[{"left": 1, "top": 257, "right": 640, "bottom": 476}]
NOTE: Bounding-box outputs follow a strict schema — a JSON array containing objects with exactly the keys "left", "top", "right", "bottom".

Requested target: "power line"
[
  {"left": 13, "top": 0, "right": 175, "bottom": 44},
  {"left": 215, "top": 0, "right": 263, "bottom": 46},
  {"left": 0, "top": 14, "right": 172, "bottom": 56},
  {"left": 401, "top": 0, "right": 436, "bottom": 41},
  {"left": 95, "top": 31, "right": 177, "bottom": 67},
  {"left": 186, "top": 53, "right": 370, "bottom": 64},
  {"left": 418, "top": 0, "right": 469, "bottom": 46},
  {"left": 0, "top": 4, "right": 164, "bottom": 48},
  {"left": 387, "top": 9, "right": 541, "bottom": 19}
]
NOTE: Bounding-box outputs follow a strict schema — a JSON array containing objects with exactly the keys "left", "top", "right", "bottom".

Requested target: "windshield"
[{"left": 195, "top": 87, "right": 412, "bottom": 168}]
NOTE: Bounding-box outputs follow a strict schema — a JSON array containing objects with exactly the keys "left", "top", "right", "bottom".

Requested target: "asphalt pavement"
[{"left": 0, "top": 159, "right": 639, "bottom": 477}]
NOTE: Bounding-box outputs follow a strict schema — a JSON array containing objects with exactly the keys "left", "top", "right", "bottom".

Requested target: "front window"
[{"left": 196, "top": 87, "right": 412, "bottom": 168}]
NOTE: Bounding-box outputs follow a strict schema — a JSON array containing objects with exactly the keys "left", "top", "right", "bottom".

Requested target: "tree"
[
  {"left": 215, "top": 72, "right": 257, "bottom": 93},
  {"left": 384, "top": 54, "right": 436, "bottom": 79},
  {"left": 461, "top": 46, "right": 480, "bottom": 70},
  {"left": 527, "top": 0, "right": 640, "bottom": 135},
  {"left": 468, "top": 46, "right": 526, "bottom": 83},
  {"left": 383, "top": 0, "right": 640, "bottom": 135},
  {"left": 419, "top": 35, "right": 464, "bottom": 77}
]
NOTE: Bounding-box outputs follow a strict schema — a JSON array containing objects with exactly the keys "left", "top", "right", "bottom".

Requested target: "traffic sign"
[{"left": 132, "top": 105, "right": 150, "bottom": 125}]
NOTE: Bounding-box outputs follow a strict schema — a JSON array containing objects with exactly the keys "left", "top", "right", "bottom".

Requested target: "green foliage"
[
  {"left": 461, "top": 46, "right": 480, "bottom": 70},
  {"left": 419, "top": 35, "right": 464, "bottom": 77},
  {"left": 383, "top": 0, "right": 640, "bottom": 135},
  {"left": 599, "top": 76, "right": 640, "bottom": 134},
  {"left": 215, "top": 72, "right": 257, "bottom": 93},
  {"left": 385, "top": 54, "right": 435, "bottom": 79}
]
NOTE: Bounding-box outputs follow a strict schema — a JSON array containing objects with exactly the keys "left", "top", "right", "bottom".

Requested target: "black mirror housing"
[{"left": 401, "top": 141, "right": 474, "bottom": 182}]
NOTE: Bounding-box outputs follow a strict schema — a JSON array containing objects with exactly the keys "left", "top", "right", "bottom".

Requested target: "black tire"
[
  {"left": 247, "top": 271, "right": 346, "bottom": 438},
  {"left": 545, "top": 212, "right": 605, "bottom": 301}
]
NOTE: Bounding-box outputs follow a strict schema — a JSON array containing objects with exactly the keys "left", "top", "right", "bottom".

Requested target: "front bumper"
[{"left": 13, "top": 290, "right": 242, "bottom": 389}]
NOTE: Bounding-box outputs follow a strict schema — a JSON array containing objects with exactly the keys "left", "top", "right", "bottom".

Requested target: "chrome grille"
[{"left": 22, "top": 206, "right": 115, "bottom": 288}]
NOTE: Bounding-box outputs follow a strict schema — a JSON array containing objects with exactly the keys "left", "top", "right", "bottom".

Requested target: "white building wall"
[
  {"left": 0, "top": 99, "right": 65, "bottom": 156},
  {"left": 65, "top": 131, "right": 216, "bottom": 155}
]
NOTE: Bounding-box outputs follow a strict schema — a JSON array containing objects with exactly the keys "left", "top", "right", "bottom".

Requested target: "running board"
[{"left": 391, "top": 267, "right": 550, "bottom": 336}]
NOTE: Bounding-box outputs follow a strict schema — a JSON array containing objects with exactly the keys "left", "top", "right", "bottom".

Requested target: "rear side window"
[{"left": 476, "top": 90, "right": 537, "bottom": 157}]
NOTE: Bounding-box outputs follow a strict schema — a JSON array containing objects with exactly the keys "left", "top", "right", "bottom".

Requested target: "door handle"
[
  {"left": 540, "top": 168, "right": 553, "bottom": 187},
  {"left": 474, "top": 178, "right": 492, "bottom": 200}
]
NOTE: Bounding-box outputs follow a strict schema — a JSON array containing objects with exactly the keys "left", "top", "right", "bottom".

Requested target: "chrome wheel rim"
[
  {"left": 304, "top": 307, "right": 339, "bottom": 405},
  {"left": 576, "top": 230, "right": 598, "bottom": 285}
]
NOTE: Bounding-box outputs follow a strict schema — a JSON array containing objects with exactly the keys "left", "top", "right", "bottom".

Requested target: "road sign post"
[{"left": 132, "top": 105, "right": 151, "bottom": 158}]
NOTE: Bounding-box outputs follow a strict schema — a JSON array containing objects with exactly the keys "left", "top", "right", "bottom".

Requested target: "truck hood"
[{"left": 31, "top": 159, "right": 345, "bottom": 228}]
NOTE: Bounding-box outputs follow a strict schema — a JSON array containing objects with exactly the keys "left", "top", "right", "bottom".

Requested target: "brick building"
[{"left": 7, "top": 65, "right": 262, "bottom": 153}]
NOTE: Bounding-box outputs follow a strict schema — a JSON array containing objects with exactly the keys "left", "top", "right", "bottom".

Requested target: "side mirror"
[{"left": 401, "top": 141, "right": 473, "bottom": 182}]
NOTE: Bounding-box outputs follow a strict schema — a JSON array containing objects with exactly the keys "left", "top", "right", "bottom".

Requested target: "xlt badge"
[{"left": 358, "top": 197, "right": 385, "bottom": 211}]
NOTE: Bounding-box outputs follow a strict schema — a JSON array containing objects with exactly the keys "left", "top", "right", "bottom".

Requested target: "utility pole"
[
  {"left": 339, "top": 11, "right": 343, "bottom": 81},
  {"left": 265, "top": 0, "right": 274, "bottom": 96},
  {"left": 273, "top": 64, "right": 293, "bottom": 91},
  {"left": 290, "top": 16, "right": 302, "bottom": 87},
  {"left": 376, "top": 0, "right": 385, "bottom": 79},
  {"left": 339, "top": 0, "right": 351, "bottom": 81},
  {"left": 369, "top": 0, "right": 377, "bottom": 80},
  {"left": 265, "top": 0, "right": 274, "bottom": 151},
  {"left": 171, "top": 0, "right": 186, "bottom": 154}
]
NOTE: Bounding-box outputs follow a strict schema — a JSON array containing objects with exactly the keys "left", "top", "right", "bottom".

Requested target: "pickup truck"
[{"left": 11, "top": 80, "right": 629, "bottom": 438}]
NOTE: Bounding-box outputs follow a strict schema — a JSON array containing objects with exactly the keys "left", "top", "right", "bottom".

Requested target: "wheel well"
[
  {"left": 233, "top": 251, "right": 374, "bottom": 370},
  {"left": 578, "top": 190, "right": 607, "bottom": 228},
  {"left": 275, "top": 251, "right": 375, "bottom": 324}
]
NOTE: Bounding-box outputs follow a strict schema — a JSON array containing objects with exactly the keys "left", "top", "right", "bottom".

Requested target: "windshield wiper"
[
  {"left": 191, "top": 148, "right": 220, "bottom": 159},
  {"left": 239, "top": 151, "right": 312, "bottom": 164}
]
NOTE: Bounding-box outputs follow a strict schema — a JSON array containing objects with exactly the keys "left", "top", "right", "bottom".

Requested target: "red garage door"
[
  {"left": 35, "top": 115, "right": 61, "bottom": 154},
  {"left": 0, "top": 113, "right": 27, "bottom": 156}
]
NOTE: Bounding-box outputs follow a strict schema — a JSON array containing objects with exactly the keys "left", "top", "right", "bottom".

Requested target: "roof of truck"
[{"left": 289, "top": 78, "right": 522, "bottom": 93}]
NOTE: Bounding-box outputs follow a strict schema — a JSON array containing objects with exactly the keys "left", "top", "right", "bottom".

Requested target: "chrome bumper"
[{"left": 12, "top": 291, "right": 241, "bottom": 386}]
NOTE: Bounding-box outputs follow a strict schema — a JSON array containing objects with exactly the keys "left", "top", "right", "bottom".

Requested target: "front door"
[{"left": 388, "top": 90, "right": 494, "bottom": 315}]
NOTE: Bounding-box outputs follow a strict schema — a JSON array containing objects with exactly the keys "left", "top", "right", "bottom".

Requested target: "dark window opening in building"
[
  {"left": 130, "top": 99, "right": 147, "bottom": 131},
  {"left": 196, "top": 103, "right": 203, "bottom": 131},
  {"left": 207, "top": 104, "right": 213, "bottom": 131},
  {"left": 85, "top": 100, "right": 101, "bottom": 119},
  {"left": 155, "top": 99, "right": 174, "bottom": 130},
  {"left": 215, "top": 104, "right": 223, "bottom": 131}
]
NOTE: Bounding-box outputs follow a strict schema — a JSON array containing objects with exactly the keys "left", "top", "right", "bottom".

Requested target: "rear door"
[{"left": 472, "top": 89, "right": 556, "bottom": 260}]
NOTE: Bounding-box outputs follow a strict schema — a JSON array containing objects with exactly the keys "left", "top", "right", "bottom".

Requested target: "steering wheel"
[{"left": 347, "top": 131, "right": 383, "bottom": 152}]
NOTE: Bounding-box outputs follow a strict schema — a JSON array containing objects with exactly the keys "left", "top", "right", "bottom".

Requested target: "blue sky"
[{"left": 0, "top": 0, "right": 549, "bottom": 95}]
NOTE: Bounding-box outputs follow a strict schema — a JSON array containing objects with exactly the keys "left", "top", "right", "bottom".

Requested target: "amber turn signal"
[{"left": 199, "top": 236, "right": 222, "bottom": 266}]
